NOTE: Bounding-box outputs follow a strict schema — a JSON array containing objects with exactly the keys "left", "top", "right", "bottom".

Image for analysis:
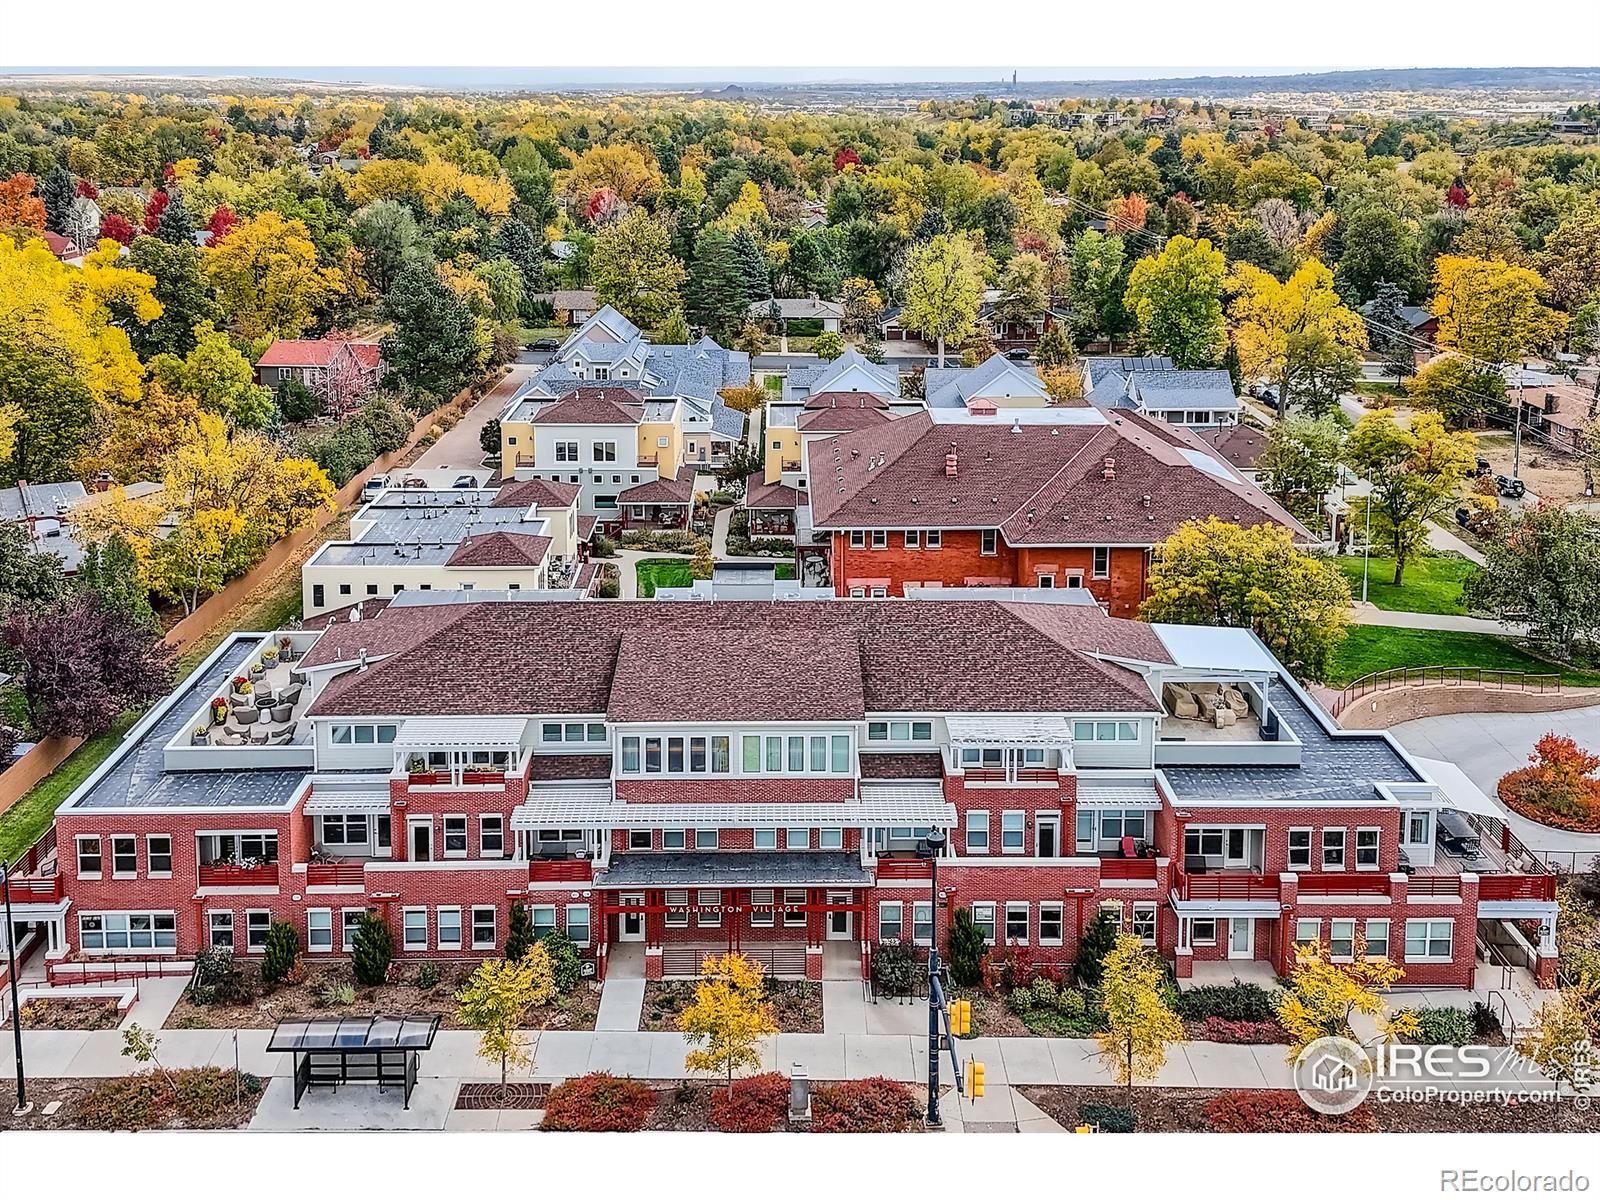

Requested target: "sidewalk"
[{"left": 1349, "top": 604, "right": 1522, "bottom": 635}]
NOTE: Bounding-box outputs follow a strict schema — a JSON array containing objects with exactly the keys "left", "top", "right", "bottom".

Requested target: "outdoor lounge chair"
[
  {"left": 270, "top": 703, "right": 294, "bottom": 724},
  {"left": 249, "top": 727, "right": 270, "bottom": 746},
  {"left": 1163, "top": 683, "right": 1200, "bottom": 720},
  {"left": 267, "top": 726, "right": 295, "bottom": 746},
  {"left": 234, "top": 706, "right": 260, "bottom": 725},
  {"left": 1223, "top": 686, "right": 1250, "bottom": 716},
  {"left": 278, "top": 683, "right": 304, "bottom": 707}
]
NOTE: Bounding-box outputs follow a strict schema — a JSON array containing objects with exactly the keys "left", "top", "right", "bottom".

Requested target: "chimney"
[
  {"left": 945, "top": 450, "right": 959, "bottom": 477},
  {"left": 93, "top": 470, "right": 114, "bottom": 493},
  {"left": 1102, "top": 457, "right": 1116, "bottom": 480},
  {"left": 358, "top": 648, "right": 368, "bottom": 671}
]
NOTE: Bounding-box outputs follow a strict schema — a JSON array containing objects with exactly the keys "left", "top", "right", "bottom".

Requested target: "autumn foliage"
[
  {"left": 810, "top": 1077, "right": 922, "bottom": 1133},
  {"left": 1498, "top": 734, "right": 1600, "bottom": 832},
  {"left": 0, "top": 172, "right": 46, "bottom": 231},
  {"left": 1204, "top": 1090, "right": 1376, "bottom": 1132},
  {"left": 540, "top": 1072, "right": 656, "bottom": 1132},
  {"left": 707, "top": 1071, "right": 790, "bottom": 1132}
]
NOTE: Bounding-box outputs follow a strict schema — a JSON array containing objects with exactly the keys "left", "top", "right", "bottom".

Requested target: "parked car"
[
  {"left": 1474, "top": 457, "right": 1492, "bottom": 476},
  {"left": 1455, "top": 506, "right": 1472, "bottom": 527},
  {"left": 1496, "top": 475, "right": 1526, "bottom": 499},
  {"left": 360, "top": 474, "right": 390, "bottom": 500},
  {"left": 1258, "top": 388, "right": 1279, "bottom": 410},
  {"left": 453, "top": 474, "right": 480, "bottom": 489},
  {"left": 1004, "top": 347, "right": 1031, "bottom": 361},
  {"left": 529, "top": 338, "right": 560, "bottom": 352}
]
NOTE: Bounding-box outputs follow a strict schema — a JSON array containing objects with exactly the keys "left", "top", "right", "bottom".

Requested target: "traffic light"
[
  {"left": 949, "top": 998, "right": 971, "bottom": 1037},
  {"left": 964, "top": 1058, "right": 986, "bottom": 1100}
]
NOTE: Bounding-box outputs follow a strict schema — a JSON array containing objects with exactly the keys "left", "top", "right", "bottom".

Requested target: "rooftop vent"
[
  {"left": 1102, "top": 457, "right": 1116, "bottom": 480},
  {"left": 945, "top": 450, "right": 959, "bottom": 477}
]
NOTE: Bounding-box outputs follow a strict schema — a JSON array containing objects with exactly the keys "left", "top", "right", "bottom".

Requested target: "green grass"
[
  {"left": 774, "top": 563, "right": 796, "bottom": 580},
  {"left": 1336, "top": 553, "right": 1478, "bottom": 615},
  {"left": 1325, "top": 626, "right": 1600, "bottom": 689},
  {"left": 762, "top": 374, "right": 784, "bottom": 394},
  {"left": 174, "top": 569, "right": 305, "bottom": 677},
  {"left": 0, "top": 712, "right": 140, "bottom": 864},
  {"left": 636, "top": 558, "right": 694, "bottom": 598},
  {"left": 1353, "top": 381, "right": 1405, "bottom": 399}
]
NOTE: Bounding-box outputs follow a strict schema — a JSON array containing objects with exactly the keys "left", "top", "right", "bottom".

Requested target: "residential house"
[
  {"left": 748, "top": 296, "right": 845, "bottom": 333},
  {"left": 1082, "top": 356, "right": 1242, "bottom": 428},
  {"left": 530, "top": 290, "right": 600, "bottom": 326},
  {"left": 255, "top": 338, "right": 386, "bottom": 414}
]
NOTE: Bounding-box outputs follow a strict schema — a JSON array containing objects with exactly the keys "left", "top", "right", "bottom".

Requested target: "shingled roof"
[
  {"left": 527, "top": 387, "right": 645, "bottom": 425},
  {"left": 446, "top": 532, "right": 552, "bottom": 568},
  {"left": 807, "top": 411, "right": 1309, "bottom": 546},
  {"left": 617, "top": 474, "right": 696, "bottom": 505},
  {"left": 492, "top": 478, "right": 581, "bottom": 509}
]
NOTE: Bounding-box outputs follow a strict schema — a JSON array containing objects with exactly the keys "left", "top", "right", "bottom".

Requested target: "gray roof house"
[{"left": 1081, "top": 357, "right": 1241, "bottom": 429}]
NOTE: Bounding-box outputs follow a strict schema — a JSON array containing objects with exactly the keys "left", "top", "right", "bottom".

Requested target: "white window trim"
[
  {"left": 307, "top": 908, "right": 334, "bottom": 953},
  {"left": 479, "top": 815, "right": 505, "bottom": 858},
  {"left": 340, "top": 908, "right": 365, "bottom": 952},
  {"left": 402, "top": 907, "right": 429, "bottom": 951},
  {"left": 1355, "top": 827, "right": 1382, "bottom": 871},
  {"left": 471, "top": 906, "right": 497, "bottom": 950},
  {"left": 442, "top": 815, "right": 469, "bottom": 860},
  {"left": 1000, "top": 811, "right": 1026, "bottom": 854},
  {"left": 75, "top": 834, "right": 103, "bottom": 879},
  {"left": 566, "top": 904, "right": 591, "bottom": 947},
  {"left": 1286, "top": 827, "right": 1313, "bottom": 871},
  {"left": 965, "top": 810, "right": 990, "bottom": 853},
  {"left": 878, "top": 900, "right": 904, "bottom": 941},
  {"left": 1405, "top": 918, "right": 1455, "bottom": 963},
  {"left": 1321, "top": 827, "right": 1346, "bottom": 871},
  {"left": 1038, "top": 901, "right": 1064, "bottom": 947},
  {"left": 971, "top": 901, "right": 996, "bottom": 945},
  {"left": 436, "top": 906, "right": 463, "bottom": 951},
  {"left": 244, "top": 909, "right": 272, "bottom": 953},
  {"left": 110, "top": 834, "right": 138, "bottom": 879},
  {"left": 145, "top": 834, "right": 173, "bottom": 879},
  {"left": 207, "top": 910, "right": 234, "bottom": 948},
  {"left": 1004, "top": 901, "right": 1030, "bottom": 946}
]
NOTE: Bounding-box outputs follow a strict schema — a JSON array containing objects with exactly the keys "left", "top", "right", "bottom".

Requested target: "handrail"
[
  {"left": 1485, "top": 988, "right": 1517, "bottom": 1040},
  {"left": 1333, "top": 666, "right": 1559, "bottom": 716}
]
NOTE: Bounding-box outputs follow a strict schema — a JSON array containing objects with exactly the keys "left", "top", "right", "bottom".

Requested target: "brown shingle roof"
[
  {"left": 528, "top": 387, "right": 645, "bottom": 426},
  {"left": 1194, "top": 423, "right": 1268, "bottom": 470},
  {"left": 608, "top": 633, "right": 867, "bottom": 722},
  {"left": 617, "top": 474, "right": 695, "bottom": 504},
  {"left": 744, "top": 474, "right": 804, "bottom": 510},
  {"left": 492, "top": 478, "right": 581, "bottom": 509},
  {"left": 446, "top": 531, "right": 552, "bottom": 568}
]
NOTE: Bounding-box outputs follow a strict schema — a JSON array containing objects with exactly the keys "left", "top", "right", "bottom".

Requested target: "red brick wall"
[{"left": 1175, "top": 805, "right": 1403, "bottom": 875}]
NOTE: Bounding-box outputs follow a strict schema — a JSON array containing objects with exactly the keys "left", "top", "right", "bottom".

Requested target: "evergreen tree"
[
  {"left": 496, "top": 218, "right": 544, "bottom": 300},
  {"left": 123, "top": 237, "right": 219, "bottom": 359},
  {"left": 381, "top": 260, "right": 484, "bottom": 395},
  {"left": 79, "top": 534, "right": 155, "bottom": 632},
  {"left": 731, "top": 226, "right": 771, "bottom": 307},
  {"left": 947, "top": 907, "right": 987, "bottom": 987},
  {"left": 505, "top": 903, "right": 535, "bottom": 961},
  {"left": 261, "top": 920, "right": 300, "bottom": 985},
  {"left": 1075, "top": 911, "right": 1120, "bottom": 988},
  {"left": 352, "top": 910, "right": 394, "bottom": 986},
  {"left": 154, "top": 191, "right": 198, "bottom": 246},
  {"left": 1366, "top": 282, "right": 1415, "bottom": 380},
  {"left": 39, "top": 166, "right": 74, "bottom": 235},
  {"left": 688, "top": 227, "right": 749, "bottom": 342}
]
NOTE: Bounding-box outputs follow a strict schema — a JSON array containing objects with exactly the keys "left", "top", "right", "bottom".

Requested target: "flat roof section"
[{"left": 598, "top": 851, "right": 874, "bottom": 889}]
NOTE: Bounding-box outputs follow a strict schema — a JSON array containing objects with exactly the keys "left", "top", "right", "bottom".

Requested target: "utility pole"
[
  {"left": 2, "top": 864, "right": 31, "bottom": 1117},
  {"left": 1361, "top": 491, "right": 1372, "bottom": 606},
  {"left": 916, "top": 831, "right": 960, "bottom": 1129},
  {"left": 1512, "top": 365, "right": 1525, "bottom": 480}
]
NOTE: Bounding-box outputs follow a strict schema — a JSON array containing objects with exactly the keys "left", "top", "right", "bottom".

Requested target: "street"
[{"left": 410, "top": 363, "right": 534, "bottom": 477}]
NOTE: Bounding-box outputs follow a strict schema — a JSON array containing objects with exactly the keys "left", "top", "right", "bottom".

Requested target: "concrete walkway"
[
  {"left": 412, "top": 364, "right": 533, "bottom": 476},
  {"left": 1349, "top": 604, "right": 1522, "bottom": 635}
]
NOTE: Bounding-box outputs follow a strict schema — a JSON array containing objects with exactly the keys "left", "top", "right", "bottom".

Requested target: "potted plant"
[
  {"left": 262, "top": 645, "right": 280, "bottom": 665},
  {"left": 210, "top": 697, "right": 228, "bottom": 724},
  {"left": 192, "top": 725, "right": 210, "bottom": 745},
  {"left": 405, "top": 753, "right": 428, "bottom": 778},
  {"left": 278, "top": 635, "right": 295, "bottom": 662},
  {"left": 249, "top": 660, "right": 266, "bottom": 680},
  {"left": 230, "top": 676, "right": 253, "bottom": 703}
]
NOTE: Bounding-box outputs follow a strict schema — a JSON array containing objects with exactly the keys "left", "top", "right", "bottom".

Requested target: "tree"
[
  {"left": 712, "top": 441, "right": 762, "bottom": 492},
  {"left": 1538, "top": 202, "right": 1600, "bottom": 313},
  {"left": 505, "top": 902, "right": 535, "bottom": 961},
  {"left": 1075, "top": 910, "right": 1119, "bottom": 988},
  {"left": 0, "top": 172, "right": 46, "bottom": 231},
  {"left": 590, "top": 209, "right": 687, "bottom": 331},
  {"left": 122, "top": 236, "right": 219, "bottom": 359},
  {"left": 1464, "top": 505, "right": 1600, "bottom": 658},
  {"left": 39, "top": 166, "right": 74, "bottom": 235},
  {"left": 1497, "top": 734, "right": 1600, "bottom": 828},
  {"left": 1516, "top": 980, "right": 1600, "bottom": 1091},
  {"left": 381, "top": 260, "right": 486, "bottom": 395},
  {"left": 839, "top": 276, "right": 885, "bottom": 338},
  {"left": 121, "top": 1023, "right": 178, "bottom": 1097},
  {"left": 1366, "top": 281, "right": 1417, "bottom": 381},
  {"left": 813, "top": 330, "right": 846, "bottom": 360},
  {"left": 261, "top": 920, "right": 299, "bottom": 986},
  {"left": 947, "top": 907, "right": 987, "bottom": 988},
  {"left": 204, "top": 210, "right": 345, "bottom": 340},
  {"left": 688, "top": 226, "right": 749, "bottom": 341},
  {"left": 154, "top": 191, "right": 197, "bottom": 246},
  {"left": 480, "top": 417, "right": 502, "bottom": 458},
  {"left": 1258, "top": 414, "right": 1346, "bottom": 523},
  {"left": 1124, "top": 235, "right": 1227, "bottom": 367},
  {"left": 901, "top": 233, "right": 983, "bottom": 366},
  {"left": 1432, "top": 255, "right": 1566, "bottom": 368},
  {"left": 1344, "top": 409, "right": 1477, "bottom": 585},
  {"left": 996, "top": 252, "right": 1050, "bottom": 326},
  {"left": 455, "top": 945, "right": 556, "bottom": 1097},
  {"left": 352, "top": 910, "right": 393, "bottom": 986},
  {"left": 150, "top": 322, "right": 275, "bottom": 430},
  {"left": 1336, "top": 205, "right": 1423, "bottom": 304},
  {"left": 1035, "top": 325, "right": 1076, "bottom": 370},
  {"left": 1141, "top": 517, "right": 1353, "bottom": 680},
  {"left": 0, "top": 522, "right": 68, "bottom": 612},
  {"left": 539, "top": 928, "right": 582, "bottom": 992},
  {"left": 1229, "top": 259, "right": 1367, "bottom": 418},
  {"left": 1068, "top": 229, "right": 1130, "bottom": 346},
  {"left": 731, "top": 226, "right": 771, "bottom": 307},
  {"left": 1276, "top": 936, "right": 1419, "bottom": 1056},
  {"left": 350, "top": 200, "right": 425, "bottom": 296},
  {"left": 2, "top": 593, "right": 174, "bottom": 739},
  {"left": 1405, "top": 353, "right": 1507, "bottom": 428},
  {"left": 496, "top": 217, "right": 544, "bottom": 301},
  {"left": 1096, "top": 934, "right": 1185, "bottom": 1097},
  {"left": 78, "top": 534, "right": 155, "bottom": 632},
  {"left": 680, "top": 952, "right": 779, "bottom": 1096}
]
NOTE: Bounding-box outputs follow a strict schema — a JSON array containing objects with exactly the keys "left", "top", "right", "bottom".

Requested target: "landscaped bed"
[
  {"left": 2, "top": 995, "right": 123, "bottom": 1031},
  {"left": 164, "top": 960, "right": 601, "bottom": 1031},
  {"left": 635, "top": 557, "right": 694, "bottom": 598},
  {"left": 1323, "top": 626, "right": 1600, "bottom": 689},
  {"left": 0, "top": 1071, "right": 265, "bottom": 1132},
  {"left": 639, "top": 978, "right": 823, "bottom": 1033},
  {"left": 533, "top": 1072, "right": 923, "bottom": 1132}
]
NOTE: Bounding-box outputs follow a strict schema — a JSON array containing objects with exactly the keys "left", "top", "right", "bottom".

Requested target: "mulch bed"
[
  {"left": 457, "top": 1082, "right": 551, "bottom": 1110},
  {"left": 639, "top": 979, "right": 823, "bottom": 1033},
  {"left": 1022, "top": 1085, "right": 1600, "bottom": 1133},
  {"left": 0, "top": 1073, "right": 264, "bottom": 1132},
  {"left": 164, "top": 961, "right": 602, "bottom": 1031},
  {"left": 3, "top": 996, "right": 123, "bottom": 1031}
]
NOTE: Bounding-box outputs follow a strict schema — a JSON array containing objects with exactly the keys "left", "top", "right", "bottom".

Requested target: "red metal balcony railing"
[
  {"left": 961, "top": 768, "right": 1060, "bottom": 785},
  {"left": 875, "top": 858, "right": 933, "bottom": 880},
  {"left": 307, "top": 862, "right": 366, "bottom": 888},
  {"left": 1100, "top": 857, "right": 1158, "bottom": 881},
  {"left": 8, "top": 827, "right": 56, "bottom": 878},
  {"left": 1177, "top": 871, "right": 1279, "bottom": 902},
  {"left": 461, "top": 770, "right": 508, "bottom": 785},
  {"left": 197, "top": 862, "right": 279, "bottom": 888},
  {"left": 1478, "top": 874, "right": 1557, "bottom": 902},
  {"left": 1405, "top": 876, "right": 1462, "bottom": 898},
  {"left": 6, "top": 874, "right": 63, "bottom": 902},
  {"left": 406, "top": 771, "right": 449, "bottom": 785},
  {"left": 529, "top": 860, "right": 593, "bottom": 884},
  {"left": 1297, "top": 874, "right": 1391, "bottom": 897}
]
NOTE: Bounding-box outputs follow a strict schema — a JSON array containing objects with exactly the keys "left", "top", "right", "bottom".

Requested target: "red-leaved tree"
[
  {"left": 1497, "top": 733, "right": 1600, "bottom": 831},
  {"left": 833, "top": 147, "right": 860, "bottom": 172},
  {"left": 206, "top": 203, "right": 240, "bottom": 244},
  {"left": 143, "top": 189, "right": 170, "bottom": 233},
  {"left": 100, "top": 213, "right": 136, "bottom": 245}
]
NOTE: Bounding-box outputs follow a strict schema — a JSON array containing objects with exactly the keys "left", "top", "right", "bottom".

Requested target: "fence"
[{"left": 1332, "top": 667, "right": 1560, "bottom": 717}]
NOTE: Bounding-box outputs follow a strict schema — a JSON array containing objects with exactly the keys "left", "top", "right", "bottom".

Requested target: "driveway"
[
  {"left": 1390, "top": 703, "right": 1600, "bottom": 862},
  {"left": 411, "top": 364, "right": 534, "bottom": 477}
]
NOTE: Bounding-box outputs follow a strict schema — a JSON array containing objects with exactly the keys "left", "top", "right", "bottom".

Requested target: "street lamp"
[
  {"left": 1361, "top": 490, "right": 1373, "bottom": 606},
  {"left": 915, "top": 830, "right": 949, "bottom": 1128},
  {"left": 0, "top": 863, "right": 31, "bottom": 1117}
]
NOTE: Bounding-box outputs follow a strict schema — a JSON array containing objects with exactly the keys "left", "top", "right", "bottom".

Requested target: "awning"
[
  {"left": 1076, "top": 777, "right": 1162, "bottom": 809},
  {"left": 512, "top": 791, "right": 956, "bottom": 830},
  {"left": 266, "top": 1015, "right": 440, "bottom": 1053},
  {"left": 394, "top": 717, "right": 528, "bottom": 750},
  {"left": 1412, "top": 757, "right": 1504, "bottom": 819},
  {"left": 598, "top": 851, "right": 874, "bottom": 889},
  {"left": 304, "top": 791, "right": 392, "bottom": 815},
  {"left": 511, "top": 786, "right": 614, "bottom": 827},
  {"left": 945, "top": 714, "right": 1072, "bottom": 746}
]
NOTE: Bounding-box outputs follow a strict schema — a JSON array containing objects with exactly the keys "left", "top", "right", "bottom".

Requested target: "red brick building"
[
  {"left": 5, "top": 596, "right": 1557, "bottom": 993},
  {"left": 807, "top": 410, "right": 1311, "bottom": 613}
]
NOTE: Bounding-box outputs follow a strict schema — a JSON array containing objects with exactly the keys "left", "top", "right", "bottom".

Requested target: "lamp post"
[
  {"left": 1361, "top": 490, "right": 1373, "bottom": 606},
  {"left": 1, "top": 864, "right": 30, "bottom": 1117},
  {"left": 916, "top": 830, "right": 948, "bottom": 1128}
]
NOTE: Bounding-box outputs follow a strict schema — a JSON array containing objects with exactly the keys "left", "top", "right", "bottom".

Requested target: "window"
[
  {"left": 1329, "top": 919, "right": 1356, "bottom": 960},
  {"left": 621, "top": 737, "right": 640, "bottom": 772},
  {"left": 870, "top": 530, "right": 888, "bottom": 549},
  {"left": 342, "top": 910, "right": 363, "bottom": 952},
  {"left": 470, "top": 907, "right": 497, "bottom": 950},
  {"left": 1092, "top": 546, "right": 1110, "bottom": 579},
  {"left": 780, "top": 889, "right": 806, "bottom": 928},
  {"left": 246, "top": 911, "right": 271, "bottom": 951},
  {"left": 695, "top": 829, "right": 719, "bottom": 851},
  {"left": 1191, "top": 918, "right": 1216, "bottom": 947},
  {"left": 904, "top": 530, "right": 920, "bottom": 548},
  {"left": 753, "top": 828, "right": 777, "bottom": 850},
  {"left": 592, "top": 441, "right": 616, "bottom": 462},
  {"left": 786, "top": 828, "right": 809, "bottom": 851},
  {"left": 1039, "top": 902, "right": 1063, "bottom": 946},
  {"left": 849, "top": 531, "right": 866, "bottom": 549},
  {"left": 555, "top": 441, "right": 578, "bottom": 462},
  {"left": 80, "top": 912, "right": 177, "bottom": 952},
  {"left": 698, "top": 889, "right": 722, "bottom": 927},
  {"left": 965, "top": 810, "right": 989, "bottom": 852},
  {"left": 1322, "top": 828, "right": 1346, "bottom": 870},
  {"left": 831, "top": 735, "right": 849, "bottom": 772},
  {"left": 543, "top": 722, "right": 607, "bottom": 744},
  {"left": 322, "top": 814, "right": 369, "bottom": 846},
  {"left": 480, "top": 815, "right": 504, "bottom": 857},
  {"left": 566, "top": 905, "right": 590, "bottom": 946},
  {"left": 402, "top": 908, "right": 428, "bottom": 950},
  {"left": 879, "top": 901, "right": 903, "bottom": 942},
  {"left": 1184, "top": 828, "right": 1225, "bottom": 860},
  {"left": 818, "top": 828, "right": 843, "bottom": 851},
  {"left": 530, "top": 906, "right": 557, "bottom": 939},
  {"left": 1365, "top": 919, "right": 1390, "bottom": 959},
  {"left": 1076, "top": 810, "right": 1095, "bottom": 853},
  {"left": 1406, "top": 811, "right": 1431, "bottom": 845},
  {"left": 1072, "top": 721, "right": 1139, "bottom": 742},
  {"left": 429, "top": 907, "right": 459, "bottom": 951},
  {"left": 927, "top": 530, "right": 942, "bottom": 549},
  {"left": 307, "top": 909, "right": 332, "bottom": 952},
  {"left": 436, "top": 815, "right": 466, "bottom": 859},
  {"left": 788, "top": 737, "right": 804, "bottom": 772},
  {"left": 1130, "top": 902, "right": 1156, "bottom": 944},
  {"left": 1287, "top": 828, "right": 1313, "bottom": 870},
  {"left": 111, "top": 836, "right": 137, "bottom": 877},
  {"left": 808, "top": 736, "right": 827, "bottom": 772},
  {"left": 1405, "top": 919, "right": 1453, "bottom": 961},
  {"left": 665, "top": 890, "right": 689, "bottom": 928},
  {"left": 312, "top": 584, "right": 324, "bottom": 609},
  {"left": 911, "top": 902, "right": 933, "bottom": 945},
  {"left": 1005, "top": 902, "right": 1029, "bottom": 944},
  {"left": 749, "top": 890, "right": 775, "bottom": 928},
  {"left": 980, "top": 530, "right": 997, "bottom": 556},
  {"left": 663, "top": 830, "right": 686, "bottom": 850},
  {"left": 629, "top": 829, "right": 653, "bottom": 851},
  {"left": 339, "top": 584, "right": 351, "bottom": 596},
  {"left": 1356, "top": 828, "right": 1380, "bottom": 870},
  {"left": 1295, "top": 918, "right": 1321, "bottom": 946},
  {"left": 209, "top": 911, "right": 234, "bottom": 948},
  {"left": 366, "top": 584, "right": 379, "bottom": 596},
  {"left": 1100, "top": 900, "right": 1124, "bottom": 930},
  {"left": 971, "top": 902, "right": 996, "bottom": 943},
  {"left": 76, "top": 835, "right": 102, "bottom": 877},
  {"left": 1097, "top": 810, "right": 1148, "bottom": 844},
  {"left": 1001, "top": 812, "right": 1025, "bottom": 853},
  {"left": 1036, "top": 573, "right": 1055, "bottom": 588}
]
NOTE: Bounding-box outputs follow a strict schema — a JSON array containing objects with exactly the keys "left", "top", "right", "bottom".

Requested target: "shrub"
[
  {"left": 619, "top": 529, "right": 703, "bottom": 554},
  {"left": 505, "top": 903, "right": 535, "bottom": 961},
  {"left": 261, "top": 921, "right": 299, "bottom": 986},
  {"left": 1079, "top": 1102, "right": 1136, "bottom": 1132},
  {"left": 1497, "top": 734, "right": 1600, "bottom": 831},
  {"left": 596, "top": 574, "right": 620, "bottom": 599},
  {"left": 1191, "top": 1016, "right": 1289, "bottom": 1044},
  {"left": 947, "top": 907, "right": 987, "bottom": 988},
  {"left": 1471, "top": 1001, "right": 1504, "bottom": 1040},
  {"left": 1074, "top": 912, "right": 1118, "bottom": 988},
  {"left": 709, "top": 1071, "right": 790, "bottom": 1132},
  {"left": 415, "top": 962, "right": 442, "bottom": 990},
  {"left": 317, "top": 977, "right": 357, "bottom": 1007},
  {"left": 541, "top": 1072, "right": 656, "bottom": 1131},
  {"left": 352, "top": 911, "right": 393, "bottom": 986},
  {"left": 189, "top": 946, "right": 251, "bottom": 1006},
  {"left": 1007, "top": 979, "right": 1104, "bottom": 1036},
  {"left": 589, "top": 533, "right": 617, "bottom": 558},
  {"left": 1173, "top": 980, "right": 1281, "bottom": 1023},
  {"left": 871, "top": 939, "right": 919, "bottom": 996},
  {"left": 983, "top": 941, "right": 1038, "bottom": 993},
  {"left": 1408, "top": 1005, "right": 1474, "bottom": 1046},
  {"left": 75, "top": 1067, "right": 261, "bottom": 1131},
  {"left": 1205, "top": 1089, "right": 1375, "bottom": 1132},
  {"left": 811, "top": 1077, "right": 921, "bottom": 1132},
  {"left": 539, "top": 929, "right": 582, "bottom": 992}
]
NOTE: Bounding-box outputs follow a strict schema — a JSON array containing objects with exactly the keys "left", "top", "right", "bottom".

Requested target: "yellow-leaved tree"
[
  {"left": 680, "top": 952, "right": 778, "bottom": 1095},
  {"left": 1095, "top": 933, "right": 1185, "bottom": 1098},
  {"left": 455, "top": 944, "right": 556, "bottom": 1098},
  {"left": 1276, "top": 936, "right": 1420, "bottom": 1057},
  {"left": 1432, "top": 254, "right": 1566, "bottom": 367},
  {"left": 1515, "top": 979, "right": 1599, "bottom": 1092},
  {"left": 204, "top": 211, "right": 346, "bottom": 341},
  {"left": 1228, "top": 259, "right": 1368, "bottom": 418}
]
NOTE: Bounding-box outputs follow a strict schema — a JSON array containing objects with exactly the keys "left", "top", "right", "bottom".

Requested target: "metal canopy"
[
  {"left": 1076, "top": 777, "right": 1162, "bottom": 810},
  {"left": 304, "top": 791, "right": 392, "bottom": 815},
  {"left": 510, "top": 786, "right": 615, "bottom": 828},
  {"left": 944, "top": 714, "right": 1072, "bottom": 745},
  {"left": 267, "top": 1015, "right": 440, "bottom": 1053},
  {"left": 393, "top": 717, "right": 528, "bottom": 750},
  {"left": 512, "top": 793, "right": 956, "bottom": 830}
]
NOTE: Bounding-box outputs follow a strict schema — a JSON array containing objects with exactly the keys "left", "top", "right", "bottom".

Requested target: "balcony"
[
  {"left": 1100, "top": 857, "right": 1158, "bottom": 882},
  {"left": 1175, "top": 869, "right": 1279, "bottom": 903},
  {"left": 1297, "top": 873, "right": 1391, "bottom": 898},
  {"left": 6, "top": 874, "right": 64, "bottom": 903},
  {"left": 638, "top": 454, "right": 659, "bottom": 466},
  {"left": 1478, "top": 874, "right": 1556, "bottom": 902},
  {"left": 197, "top": 862, "right": 279, "bottom": 888},
  {"left": 529, "top": 859, "right": 594, "bottom": 884},
  {"left": 875, "top": 858, "right": 933, "bottom": 881},
  {"left": 306, "top": 862, "right": 366, "bottom": 888},
  {"left": 780, "top": 459, "right": 802, "bottom": 472},
  {"left": 1406, "top": 876, "right": 1462, "bottom": 898}
]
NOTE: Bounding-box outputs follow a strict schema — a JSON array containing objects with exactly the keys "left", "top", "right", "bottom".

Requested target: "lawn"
[
  {"left": 1324, "top": 626, "right": 1600, "bottom": 689},
  {"left": 0, "top": 712, "right": 139, "bottom": 864},
  {"left": 774, "top": 562, "right": 796, "bottom": 580},
  {"left": 1335, "top": 553, "right": 1477, "bottom": 615},
  {"left": 635, "top": 558, "right": 694, "bottom": 598}
]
